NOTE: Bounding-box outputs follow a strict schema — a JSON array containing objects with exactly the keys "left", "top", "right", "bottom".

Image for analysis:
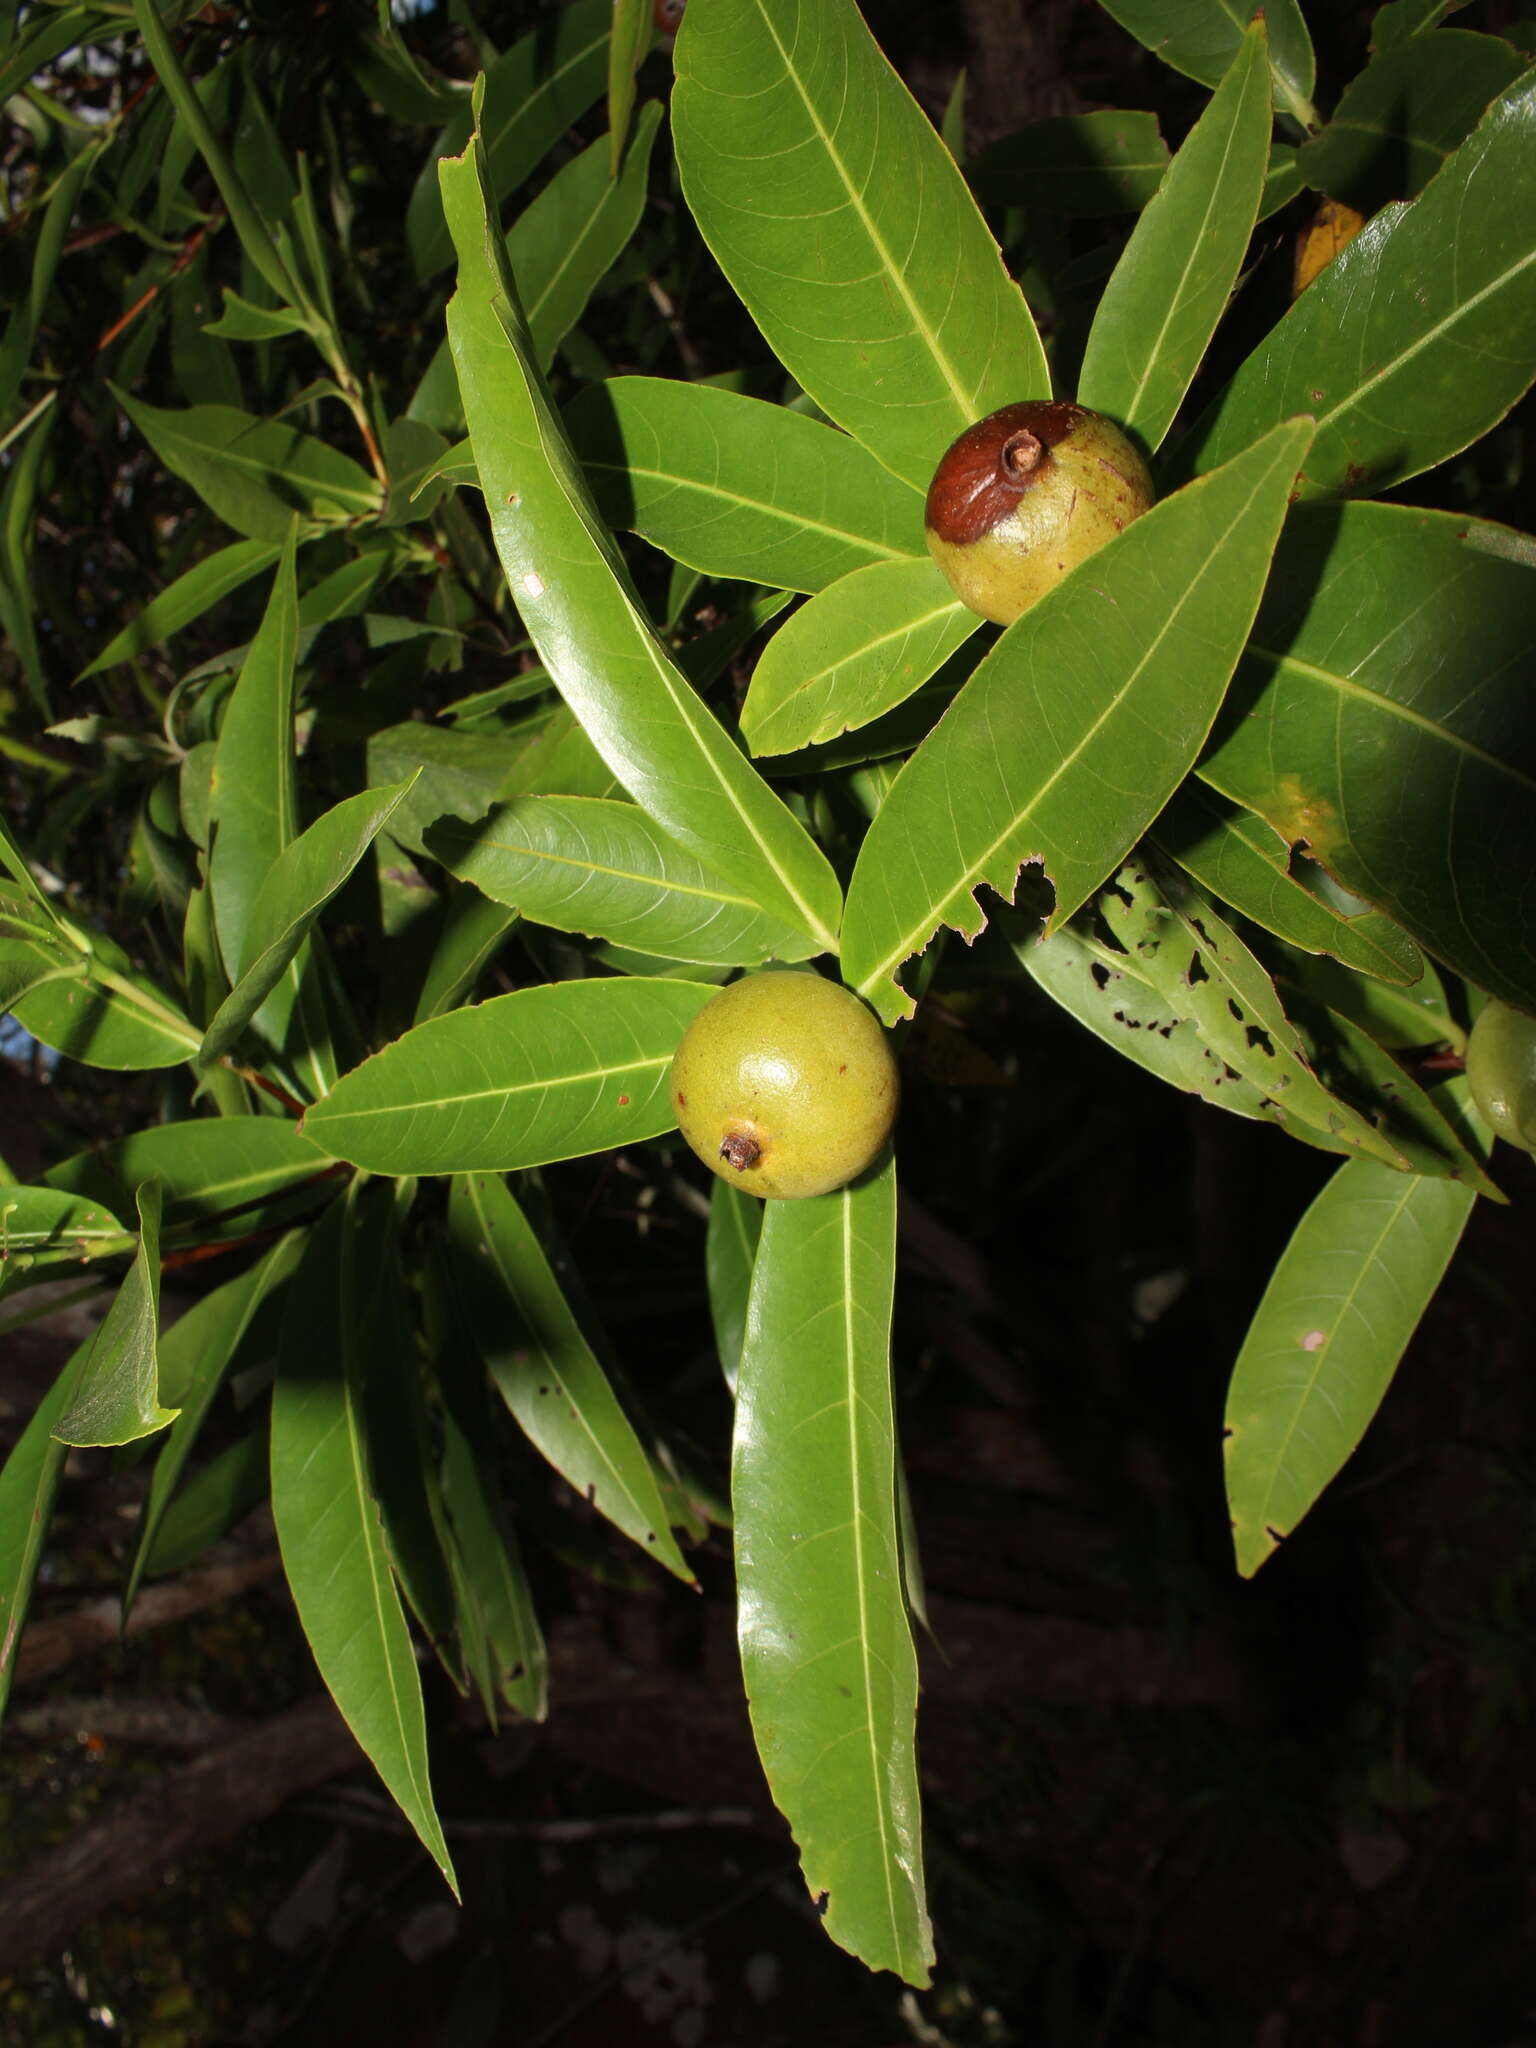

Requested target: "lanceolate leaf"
[
  {"left": 409, "top": 109, "right": 663, "bottom": 431},
  {"left": 406, "top": 0, "right": 611, "bottom": 281},
  {"left": 200, "top": 777, "right": 419, "bottom": 1063},
  {"left": 0, "top": 1341, "right": 88, "bottom": 1723},
  {"left": 1185, "top": 66, "right": 1536, "bottom": 496},
  {"left": 207, "top": 529, "right": 300, "bottom": 984},
  {"left": 1079, "top": 22, "right": 1272, "bottom": 453},
  {"left": 1297, "top": 29, "right": 1525, "bottom": 213},
  {"left": 842, "top": 419, "right": 1314, "bottom": 1022},
  {"left": 448, "top": 1173, "right": 694, "bottom": 1584},
  {"left": 53, "top": 1180, "right": 177, "bottom": 1448},
  {"left": 1098, "top": 0, "right": 1317, "bottom": 126},
  {"left": 302, "top": 977, "right": 716, "bottom": 1176},
  {"left": 112, "top": 388, "right": 380, "bottom": 541},
  {"left": 0, "top": 1186, "right": 128, "bottom": 1269},
  {"left": 439, "top": 135, "right": 842, "bottom": 956},
  {"left": 673, "top": 0, "right": 1046, "bottom": 493},
  {"left": 46, "top": 1116, "right": 329, "bottom": 1233},
  {"left": 125, "top": 1232, "right": 304, "bottom": 1615},
  {"left": 734, "top": 1157, "right": 931, "bottom": 1984},
  {"left": 1225, "top": 1159, "right": 1476, "bottom": 1577},
  {"left": 1151, "top": 781, "right": 1423, "bottom": 986},
  {"left": 270, "top": 1206, "right": 457, "bottom": 1890},
  {"left": 1197, "top": 503, "right": 1536, "bottom": 1014},
  {"left": 563, "top": 377, "right": 927, "bottom": 595},
  {"left": 741, "top": 559, "right": 976, "bottom": 757},
  {"left": 706, "top": 1179, "right": 762, "bottom": 1394},
  {"left": 78, "top": 538, "right": 283, "bottom": 679},
  {"left": 428, "top": 797, "right": 815, "bottom": 965},
  {"left": 967, "top": 111, "right": 1171, "bottom": 218}
]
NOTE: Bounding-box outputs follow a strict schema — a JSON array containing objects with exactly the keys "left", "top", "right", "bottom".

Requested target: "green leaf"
[
  {"left": 435, "top": 1319, "right": 548, "bottom": 1723},
  {"left": 45, "top": 1116, "right": 330, "bottom": 1233},
  {"left": 1224, "top": 1159, "right": 1476, "bottom": 1576},
  {"left": 967, "top": 110, "right": 1170, "bottom": 216},
  {"left": 1079, "top": 23, "right": 1272, "bottom": 453},
  {"left": 427, "top": 796, "right": 817, "bottom": 965},
  {"left": 270, "top": 1205, "right": 457, "bottom": 1890},
  {"left": 412, "top": 888, "right": 518, "bottom": 1025},
  {"left": 0, "top": 394, "right": 52, "bottom": 712},
  {"left": 113, "top": 389, "right": 380, "bottom": 541},
  {"left": 842, "top": 418, "right": 1314, "bottom": 1021},
  {"left": 351, "top": 1188, "right": 463, "bottom": 1686},
  {"left": 607, "top": 0, "right": 651, "bottom": 174},
  {"left": 1197, "top": 502, "right": 1536, "bottom": 1015},
  {"left": 11, "top": 940, "right": 201, "bottom": 1072},
  {"left": 410, "top": 107, "right": 664, "bottom": 431},
  {"left": 0, "top": 931, "right": 86, "bottom": 1014},
  {"left": 78, "top": 539, "right": 284, "bottom": 680},
  {"left": 1151, "top": 780, "right": 1423, "bottom": 986},
  {"left": 439, "top": 138, "right": 842, "bottom": 955},
  {"left": 564, "top": 376, "right": 927, "bottom": 594},
  {"left": 200, "top": 777, "right": 418, "bottom": 1064},
  {"left": 673, "top": 0, "right": 1047, "bottom": 491},
  {"left": 1297, "top": 29, "right": 1525, "bottom": 212},
  {"left": 53, "top": 1180, "right": 177, "bottom": 1448},
  {"left": 448, "top": 1172, "right": 694, "bottom": 1584},
  {"left": 1105, "top": 854, "right": 1413, "bottom": 1163},
  {"left": 1184, "top": 66, "right": 1536, "bottom": 497},
  {"left": 734, "top": 1157, "right": 931, "bottom": 1983},
  {"left": 302, "top": 976, "right": 715, "bottom": 1176},
  {"left": 140, "top": 1425, "right": 271, "bottom": 1581},
  {"left": 1098, "top": 0, "right": 1317, "bottom": 126},
  {"left": 0, "top": 1185, "right": 128, "bottom": 1270},
  {"left": 203, "top": 287, "right": 313, "bottom": 340},
  {"left": 125, "top": 1232, "right": 303, "bottom": 1615},
  {"left": 406, "top": 0, "right": 612, "bottom": 280},
  {"left": 741, "top": 559, "right": 976, "bottom": 757},
  {"left": 706, "top": 1179, "right": 761, "bottom": 1393},
  {"left": 368, "top": 721, "right": 532, "bottom": 852},
  {"left": 0, "top": 1341, "right": 85, "bottom": 1724}
]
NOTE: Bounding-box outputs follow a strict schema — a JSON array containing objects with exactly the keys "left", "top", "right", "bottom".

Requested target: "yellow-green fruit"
[
  {"left": 925, "top": 399, "right": 1155, "bottom": 626},
  {"left": 1465, "top": 999, "right": 1536, "bottom": 1153},
  {"left": 670, "top": 971, "right": 898, "bottom": 1200}
]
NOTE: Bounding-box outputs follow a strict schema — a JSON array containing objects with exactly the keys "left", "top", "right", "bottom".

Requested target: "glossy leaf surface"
[
  {"left": 673, "top": 0, "right": 1046, "bottom": 492},
  {"left": 706, "top": 1180, "right": 762, "bottom": 1394},
  {"left": 270, "top": 1208, "right": 456, "bottom": 1889},
  {"left": 302, "top": 978, "right": 715, "bottom": 1176},
  {"left": 201, "top": 778, "right": 417, "bottom": 1063},
  {"left": 1225, "top": 1159, "right": 1475, "bottom": 1576},
  {"left": 1079, "top": 23, "right": 1271, "bottom": 452},
  {"left": 406, "top": 0, "right": 610, "bottom": 280},
  {"left": 741, "top": 558, "right": 975, "bottom": 757},
  {"left": 0, "top": 1345, "right": 81, "bottom": 1720},
  {"left": 448, "top": 1173, "right": 693, "bottom": 1584},
  {"left": 428, "top": 797, "right": 815, "bottom": 965},
  {"left": 1198, "top": 504, "right": 1536, "bottom": 1013},
  {"left": 125, "top": 1233, "right": 302, "bottom": 1615},
  {"left": 440, "top": 138, "right": 842, "bottom": 955},
  {"left": 1151, "top": 781, "right": 1422, "bottom": 985},
  {"left": 46, "top": 1116, "right": 328, "bottom": 1232},
  {"left": 734, "top": 1157, "right": 930, "bottom": 1982},
  {"left": 843, "top": 420, "right": 1313, "bottom": 1021},
  {"left": 53, "top": 1181, "right": 176, "bottom": 1448},
  {"left": 1187, "top": 67, "right": 1536, "bottom": 496},
  {"left": 565, "top": 377, "right": 927, "bottom": 595},
  {"left": 1098, "top": 0, "right": 1317, "bottom": 123},
  {"left": 1297, "top": 29, "right": 1524, "bottom": 212}
]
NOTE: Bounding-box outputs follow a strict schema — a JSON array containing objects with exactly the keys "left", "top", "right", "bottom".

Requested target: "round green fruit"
[
  {"left": 1465, "top": 999, "right": 1536, "bottom": 1153},
  {"left": 670, "top": 971, "right": 899, "bottom": 1200},
  {"left": 925, "top": 399, "right": 1155, "bottom": 626}
]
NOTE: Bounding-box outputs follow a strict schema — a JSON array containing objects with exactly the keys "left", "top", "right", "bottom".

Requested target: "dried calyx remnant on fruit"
[
  {"left": 1465, "top": 998, "right": 1536, "bottom": 1153},
  {"left": 670, "top": 970, "right": 899, "bottom": 1200},
  {"left": 925, "top": 399, "right": 1155, "bottom": 625}
]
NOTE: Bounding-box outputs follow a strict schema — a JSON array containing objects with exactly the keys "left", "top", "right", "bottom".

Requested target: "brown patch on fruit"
[
  {"left": 925, "top": 401, "right": 1088, "bottom": 547},
  {"left": 719, "top": 1129, "right": 763, "bottom": 1172}
]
